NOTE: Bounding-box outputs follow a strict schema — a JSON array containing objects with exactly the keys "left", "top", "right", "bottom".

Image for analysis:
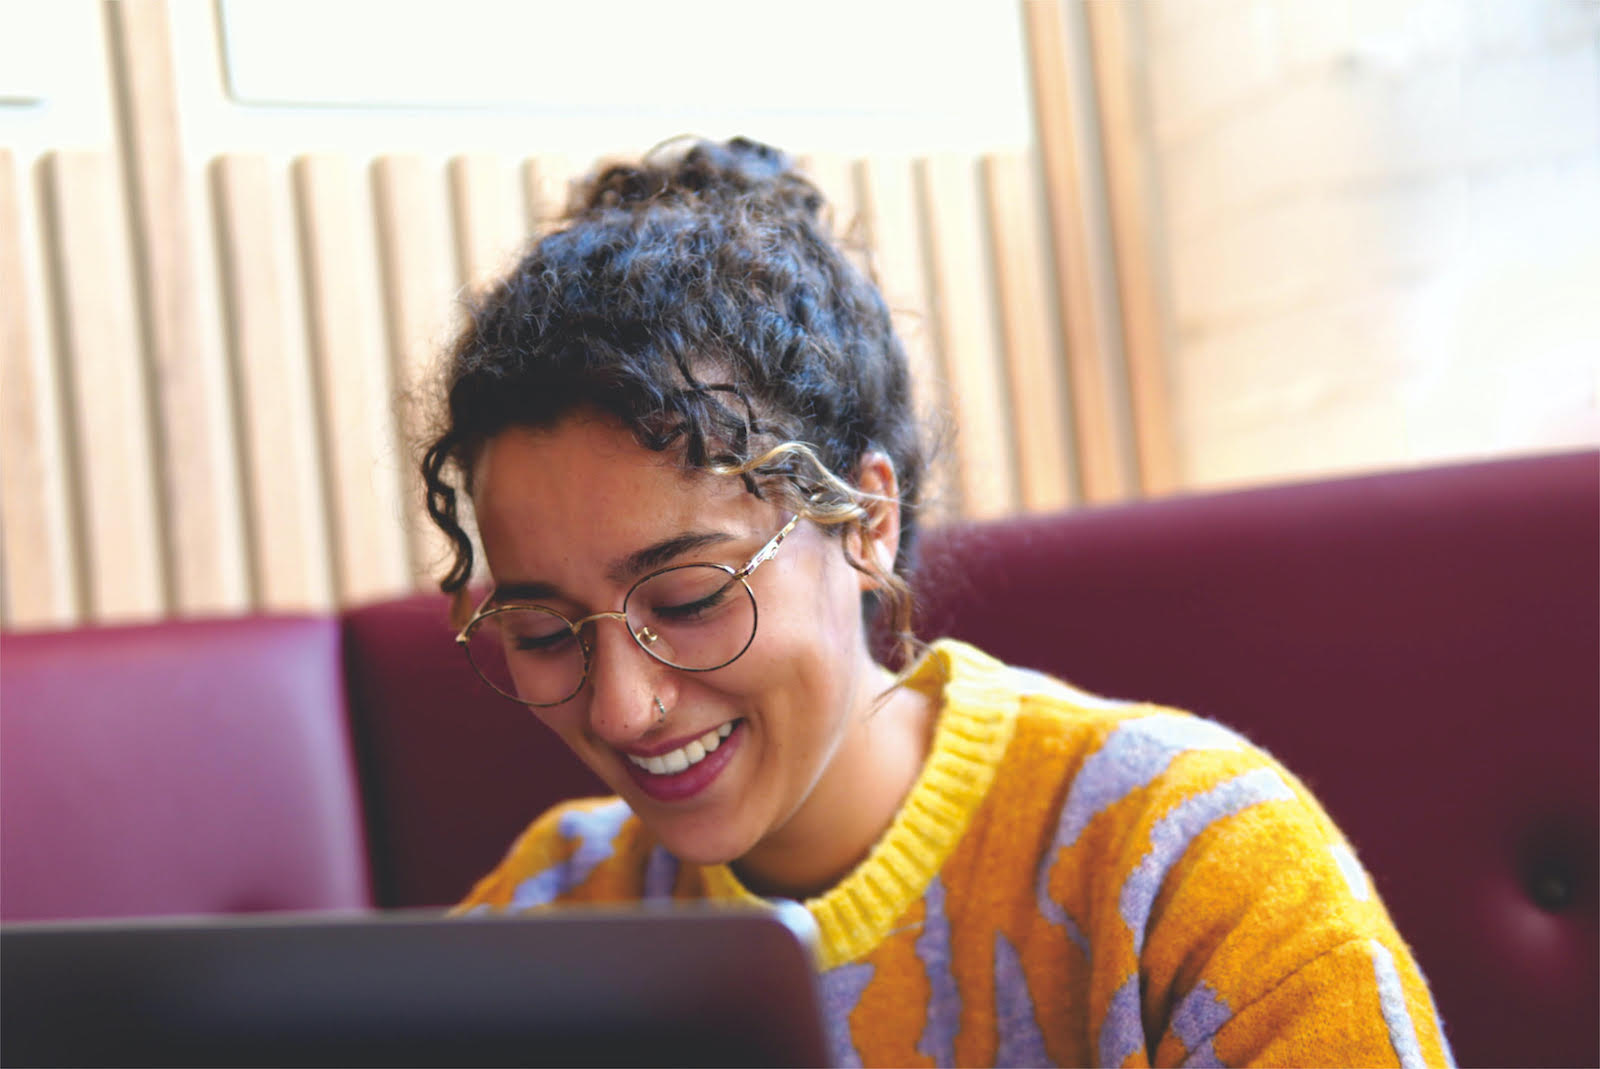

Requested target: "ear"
[{"left": 850, "top": 451, "right": 902, "bottom": 591}]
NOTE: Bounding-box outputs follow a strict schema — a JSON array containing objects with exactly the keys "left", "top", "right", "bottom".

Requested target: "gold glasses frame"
[{"left": 455, "top": 515, "right": 800, "bottom": 706}]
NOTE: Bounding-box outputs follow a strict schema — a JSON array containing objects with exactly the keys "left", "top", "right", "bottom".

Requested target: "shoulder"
[
  {"left": 957, "top": 650, "right": 1441, "bottom": 1057},
  {"left": 938, "top": 639, "right": 1375, "bottom": 947},
  {"left": 454, "top": 796, "right": 655, "bottom": 913},
  {"left": 932, "top": 639, "right": 1329, "bottom": 837},
  {"left": 930, "top": 639, "right": 1233, "bottom": 802}
]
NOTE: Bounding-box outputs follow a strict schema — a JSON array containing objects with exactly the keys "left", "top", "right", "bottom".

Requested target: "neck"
[{"left": 731, "top": 658, "right": 935, "bottom": 900}]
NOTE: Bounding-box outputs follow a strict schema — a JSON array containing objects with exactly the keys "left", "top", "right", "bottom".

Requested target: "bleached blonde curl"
[{"left": 713, "top": 440, "right": 921, "bottom": 671}]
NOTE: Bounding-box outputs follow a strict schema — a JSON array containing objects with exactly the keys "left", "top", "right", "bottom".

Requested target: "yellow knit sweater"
[{"left": 459, "top": 640, "right": 1454, "bottom": 1067}]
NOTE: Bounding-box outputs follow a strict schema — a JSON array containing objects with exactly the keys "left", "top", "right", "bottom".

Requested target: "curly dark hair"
[{"left": 420, "top": 136, "right": 932, "bottom": 654}]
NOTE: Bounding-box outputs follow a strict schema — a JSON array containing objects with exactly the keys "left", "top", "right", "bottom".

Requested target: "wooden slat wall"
[
  {"left": 38, "top": 151, "right": 166, "bottom": 622},
  {"left": 449, "top": 153, "right": 526, "bottom": 289},
  {"left": 983, "top": 152, "right": 1077, "bottom": 512},
  {"left": 918, "top": 156, "right": 1020, "bottom": 520},
  {"left": 0, "top": 150, "right": 77, "bottom": 627},
  {"left": 293, "top": 154, "right": 413, "bottom": 605},
  {"left": 210, "top": 154, "right": 335, "bottom": 612},
  {"left": 797, "top": 153, "right": 869, "bottom": 281},
  {"left": 1023, "top": 0, "right": 1134, "bottom": 504},
  {"left": 522, "top": 155, "right": 576, "bottom": 232},
  {"left": 1083, "top": 0, "right": 1178, "bottom": 496},
  {"left": 371, "top": 154, "right": 459, "bottom": 582},
  {"left": 855, "top": 156, "right": 959, "bottom": 521},
  {"left": 105, "top": 0, "right": 248, "bottom": 614}
]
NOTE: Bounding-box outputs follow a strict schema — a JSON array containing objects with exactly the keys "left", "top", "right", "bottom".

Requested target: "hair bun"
[{"left": 577, "top": 136, "right": 823, "bottom": 223}]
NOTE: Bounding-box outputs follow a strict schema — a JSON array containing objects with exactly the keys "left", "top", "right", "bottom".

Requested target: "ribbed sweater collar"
[{"left": 700, "top": 639, "right": 1019, "bottom": 970}]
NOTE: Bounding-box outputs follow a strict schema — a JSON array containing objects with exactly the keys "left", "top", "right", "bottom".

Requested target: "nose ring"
[{"left": 653, "top": 696, "right": 667, "bottom": 724}]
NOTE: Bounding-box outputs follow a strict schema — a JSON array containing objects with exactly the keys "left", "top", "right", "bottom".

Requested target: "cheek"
[
  {"left": 810, "top": 545, "right": 870, "bottom": 643},
  {"left": 742, "top": 556, "right": 865, "bottom": 696},
  {"left": 763, "top": 549, "right": 853, "bottom": 638}
]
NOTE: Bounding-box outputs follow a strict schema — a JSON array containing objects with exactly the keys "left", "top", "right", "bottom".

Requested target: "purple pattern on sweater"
[
  {"left": 1172, "top": 981, "right": 1230, "bottom": 1067},
  {"left": 1034, "top": 872, "right": 1090, "bottom": 956},
  {"left": 993, "top": 931, "right": 1050, "bottom": 1067},
  {"left": 820, "top": 961, "right": 876, "bottom": 1069},
  {"left": 1036, "top": 715, "right": 1247, "bottom": 957},
  {"left": 508, "top": 799, "right": 631, "bottom": 909},
  {"left": 1100, "top": 974, "right": 1145, "bottom": 1068},
  {"left": 1119, "top": 767, "right": 1294, "bottom": 955},
  {"left": 1054, "top": 714, "right": 1247, "bottom": 851},
  {"left": 1370, "top": 939, "right": 1428, "bottom": 1069},
  {"left": 641, "top": 845, "right": 678, "bottom": 899},
  {"left": 915, "top": 875, "right": 961, "bottom": 1067}
]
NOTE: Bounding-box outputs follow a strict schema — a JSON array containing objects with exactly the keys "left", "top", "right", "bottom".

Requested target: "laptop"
[{"left": 1, "top": 904, "right": 833, "bottom": 1067}]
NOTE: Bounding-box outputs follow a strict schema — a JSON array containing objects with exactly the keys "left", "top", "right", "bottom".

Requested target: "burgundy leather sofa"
[{"left": 3, "top": 450, "right": 1595, "bottom": 1067}]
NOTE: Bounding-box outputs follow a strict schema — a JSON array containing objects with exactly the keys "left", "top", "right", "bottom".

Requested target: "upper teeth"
[{"left": 627, "top": 722, "right": 735, "bottom": 776}]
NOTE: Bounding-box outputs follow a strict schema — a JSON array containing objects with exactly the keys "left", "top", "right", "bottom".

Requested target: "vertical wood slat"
[
  {"left": 1024, "top": 0, "right": 1131, "bottom": 504},
  {"left": 1083, "top": 0, "right": 1178, "bottom": 495},
  {"left": 371, "top": 154, "right": 458, "bottom": 586},
  {"left": 293, "top": 154, "right": 411, "bottom": 604},
  {"left": 1, "top": 150, "right": 78, "bottom": 627},
  {"left": 917, "top": 155, "right": 1019, "bottom": 520},
  {"left": 449, "top": 153, "right": 525, "bottom": 291},
  {"left": 210, "top": 154, "right": 334, "bottom": 612},
  {"left": 38, "top": 151, "right": 165, "bottom": 622},
  {"left": 522, "top": 154, "right": 576, "bottom": 231},
  {"left": 798, "top": 153, "right": 871, "bottom": 279},
  {"left": 983, "top": 151, "right": 1077, "bottom": 512},
  {"left": 856, "top": 156, "right": 956, "bottom": 521},
  {"left": 105, "top": 0, "right": 247, "bottom": 612}
]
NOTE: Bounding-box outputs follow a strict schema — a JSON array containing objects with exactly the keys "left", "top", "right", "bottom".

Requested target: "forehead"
[
  {"left": 470, "top": 415, "right": 765, "bottom": 571},
  {"left": 474, "top": 414, "right": 711, "bottom": 506}
]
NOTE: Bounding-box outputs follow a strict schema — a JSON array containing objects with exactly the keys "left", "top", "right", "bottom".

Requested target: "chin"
[
  {"left": 643, "top": 812, "right": 758, "bottom": 869},
  {"left": 665, "top": 840, "right": 743, "bottom": 869}
]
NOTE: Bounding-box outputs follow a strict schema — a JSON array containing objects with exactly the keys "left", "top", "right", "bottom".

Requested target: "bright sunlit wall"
[{"left": 1136, "top": 0, "right": 1600, "bottom": 488}]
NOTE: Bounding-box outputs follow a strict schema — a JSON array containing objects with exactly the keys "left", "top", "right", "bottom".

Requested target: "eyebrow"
[
  {"left": 489, "top": 529, "right": 738, "bottom": 605},
  {"left": 607, "top": 530, "right": 736, "bottom": 585}
]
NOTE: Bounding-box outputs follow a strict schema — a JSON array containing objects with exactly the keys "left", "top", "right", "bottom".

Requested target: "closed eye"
[
  {"left": 652, "top": 582, "right": 737, "bottom": 622},
  {"left": 513, "top": 630, "right": 577, "bottom": 653}
]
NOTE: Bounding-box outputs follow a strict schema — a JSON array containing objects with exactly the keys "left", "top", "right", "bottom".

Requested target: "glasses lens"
[
  {"left": 626, "top": 565, "right": 757, "bottom": 671},
  {"left": 465, "top": 607, "right": 585, "bottom": 705}
]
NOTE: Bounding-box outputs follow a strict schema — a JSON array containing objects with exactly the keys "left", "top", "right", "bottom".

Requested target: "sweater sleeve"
[
  {"left": 1196, "top": 936, "right": 1451, "bottom": 1068},
  {"left": 1117, "top": 743, "right": 1455, "bottom": 1068}
]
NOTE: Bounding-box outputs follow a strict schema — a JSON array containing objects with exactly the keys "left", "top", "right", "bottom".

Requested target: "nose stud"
[{"left": 653, "top": 696, "right": 667, "bottom": 724}]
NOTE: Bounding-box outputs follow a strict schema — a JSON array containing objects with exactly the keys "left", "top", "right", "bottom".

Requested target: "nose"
[{"left": 580, "top": 614, "right": 674, "bottom": 744}]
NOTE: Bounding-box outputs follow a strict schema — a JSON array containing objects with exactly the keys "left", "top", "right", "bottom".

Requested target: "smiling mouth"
[{"left": 624, "top": 722, "right": 736, "bottom": 776}]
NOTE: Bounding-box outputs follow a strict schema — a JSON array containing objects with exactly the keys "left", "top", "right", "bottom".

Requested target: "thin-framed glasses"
[{"left": 456, "top": 516, "right": 799, "bottom": 706}]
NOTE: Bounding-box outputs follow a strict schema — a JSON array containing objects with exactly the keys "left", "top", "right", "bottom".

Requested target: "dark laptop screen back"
[{"left": 1, "top": 907, "right": 832, "bottom": 1067}]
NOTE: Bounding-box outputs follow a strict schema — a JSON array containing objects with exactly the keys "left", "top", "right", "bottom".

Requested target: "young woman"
[{"left": 421, "top": 138, "right": 1453, "bottom": 1067}]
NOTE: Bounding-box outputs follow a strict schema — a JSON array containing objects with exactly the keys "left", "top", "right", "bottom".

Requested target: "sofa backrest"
[
  {"left": 0, "top": 616, "right": 371, "bottom": 920},
  {"left": 340, "top": 595, "right": 605, "bottom": 909},
  {"left": 908, "top": 449, "right": 1598, "bottom": 1069}
]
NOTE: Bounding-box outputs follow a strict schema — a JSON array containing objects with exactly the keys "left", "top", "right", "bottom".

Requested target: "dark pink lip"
[{"left": 621, "top": 721, "right": 743, "bottom": 803}]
